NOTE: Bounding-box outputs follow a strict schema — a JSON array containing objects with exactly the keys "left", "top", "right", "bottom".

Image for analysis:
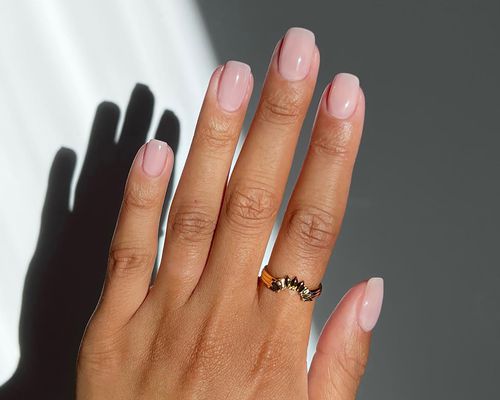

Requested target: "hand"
[{"left": 77, "top": 27, "right": 384, "bottom": 400}]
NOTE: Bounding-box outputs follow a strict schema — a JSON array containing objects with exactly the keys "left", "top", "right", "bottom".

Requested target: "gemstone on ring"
[{"left": 259, "top": 266, "right": 322, "bottom": 302}]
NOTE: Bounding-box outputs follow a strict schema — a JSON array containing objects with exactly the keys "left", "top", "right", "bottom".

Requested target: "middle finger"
[{"left": 196, "top": 27, "right": 319, "bottom": 300}]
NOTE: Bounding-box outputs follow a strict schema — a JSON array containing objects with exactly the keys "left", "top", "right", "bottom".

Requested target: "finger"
[
  {"left": 75, "top": 102, "right": 120, "bottom": 201},
  {"left": 84, "top": 101, "right": 120, "bottom": 164},
  {"left": 153, "top": 62, "right": 253, "bottom": 306},
  {"left": 93, "top": 140, "right": 173, "bottom": 330},
  {"left": 260, "top": 74, "right": 365, "bottom": 310},
  {"left": 308, "top": 278, "right": 384, "bottom": 400},
  {"left": 153, "top": 109, "right": 180, "bottom": 153},
  {"left": 152, "top": 110, "right": 181, "bottom": 235},
  {"left": 151, "top": 110, "right": 180, "bottom": 278},
  {"left": 117, "top": 84, "right": 154, "bottom": 162},
  {"left": 40, "top": 147, "right": 76, "bottom": 236},
  {"left": 197, "top": 28, "right": 319, "bottom": 300}
]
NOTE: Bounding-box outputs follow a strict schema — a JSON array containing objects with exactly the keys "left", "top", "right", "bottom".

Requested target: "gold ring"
[{"left": 259, "top": 266, "right": 322, "bottom": 302}]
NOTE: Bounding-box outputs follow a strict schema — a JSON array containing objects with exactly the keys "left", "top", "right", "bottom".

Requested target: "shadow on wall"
[{"left": 0, "top": 84, "right": 180, "bottom": 399}]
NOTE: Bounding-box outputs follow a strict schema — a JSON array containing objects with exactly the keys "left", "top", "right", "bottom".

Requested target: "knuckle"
[
  {"left": 183, "top": 315, "right": 229, "bottom": 384},
  {"left": 196, "top": 115, "right": 236, "bottom": 151},
  {"left": 107, "top": 244, "right": 155, "bottom": 278},
  {"left": 224, "top": 183, "right": 279, "bottom": 232},
  {"left": 143, "top": 317, "right": 173, "bottom": 364},
  {"left": 123, "top": 181, "right": 161, "bottom": 213},
  {"left": 259, "top": 88, "right": 302, "bottom": 126},
  {"left": 77, "top": 322, "right": 130, "bottom": 375},
  {"left": 170, "top": 208, "right": 217, "bottom": 243},
  {"left": 248, "top": 334, "right": 290, "bottom": 378},
  {"left": 78, "top": 341, "right": 122, "bottom": 375},
  {"left": 310, "top": 128, "right": 353, "bottom": 163},
  {"left": 285, "top": 206, "right": 338, "bottom": 253}
]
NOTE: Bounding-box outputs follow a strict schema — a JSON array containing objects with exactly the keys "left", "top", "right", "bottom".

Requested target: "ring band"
[{"left": 259, "top": 266, "right": 322, "bottom": 302}]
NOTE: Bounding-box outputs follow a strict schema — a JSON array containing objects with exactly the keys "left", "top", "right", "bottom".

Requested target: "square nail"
[
  {"left": 278, "top": 27, "right": 315, "bottom": 81},
  {"left": 327, "top": 73, "right": 360, "bottom": 119},
  {"left": 217, "top": 61, "right": 251, "bottom": 112}
]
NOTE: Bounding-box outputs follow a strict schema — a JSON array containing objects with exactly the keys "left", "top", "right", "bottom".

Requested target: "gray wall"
[{"left": 196, "top": 1, "right": 500, "bottom": 398}]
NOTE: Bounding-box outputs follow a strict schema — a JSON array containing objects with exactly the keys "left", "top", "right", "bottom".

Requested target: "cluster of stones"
[{"left": 269, "top": 275, "right": 315, "bottom": 301}]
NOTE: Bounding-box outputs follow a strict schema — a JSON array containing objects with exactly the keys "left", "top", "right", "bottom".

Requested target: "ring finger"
[{"left": 259, "top": 73, "right": 365, "bottom": 320}]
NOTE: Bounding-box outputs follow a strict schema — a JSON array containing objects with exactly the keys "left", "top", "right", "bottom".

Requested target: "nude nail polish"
[
  {"left": 278, "top": 27, "right": 315, "bottom": 81},
  {"left": 358, "top": 277, "right": 384, "bottom": 332},
  {"left": 217, "top": 61, "right": 251, "bottom": 112},
  {"left": 142, "top": 139, "right": 170, "bottom": 177},
  {"left": 327, "top": 73, "right": 360, "bottom": 119}
]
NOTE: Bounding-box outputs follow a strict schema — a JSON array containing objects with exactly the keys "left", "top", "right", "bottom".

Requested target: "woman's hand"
[{"left": 77, "top": 27, "right": 383, "bottom": 400}]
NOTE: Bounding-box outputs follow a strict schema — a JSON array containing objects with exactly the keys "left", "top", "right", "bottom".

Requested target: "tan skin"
[{"left": 77, "top": 32, "right": 374, "bottom": 400}]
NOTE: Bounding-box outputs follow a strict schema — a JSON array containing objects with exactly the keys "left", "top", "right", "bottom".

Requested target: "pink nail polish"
[
  {"left": 217, "top": 61, "right": 251, "bottom": 112},
  {"left": 278, "top": 27, "right": 315, "bottom": 81},
  {"left": 327, "top": 73, "right": 360, "bottom": 119},
  {"left": 358, "top": 277, "right": 384, "bottom": 332},
  {"left": 142, "top": 139, "right": 170, "bottom": 177}
]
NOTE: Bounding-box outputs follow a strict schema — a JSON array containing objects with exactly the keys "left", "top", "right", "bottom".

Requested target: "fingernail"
[
  {"left": 142, "top": 139, "right": 170, "bottom": 177},
  {"left": 358, "top": 277, "right": 384, "bottom": 332},
  {"left": 217, "top": 61, "right": 251, "bottom": 112},
  {"left": 327, "top": 73, "right": 360, "bottom": 119},
  {"left": 278, "top": 27, "right": 315, "bottom": 81}
]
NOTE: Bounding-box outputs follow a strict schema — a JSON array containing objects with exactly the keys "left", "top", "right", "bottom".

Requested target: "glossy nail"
[
  {"left": 327, "top": 73, "right": 360, "bottom": 119},
  {"left": 358, "top": 277, "right": 384, "bottom": 332},
  {"left": 217, "top": 61, "right": 251, "bottom": 112},
  {"left": 142, "top": 139, "right": 170, "bottom": 177},
  {"left": 278, "top": 27, "right": 315, "bottom": 81}
]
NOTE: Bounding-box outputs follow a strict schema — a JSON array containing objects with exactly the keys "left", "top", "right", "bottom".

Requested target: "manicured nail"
[
  {"left": 217, "top": 61, "right": 251, "bottom": 112},
  {"left": 358, "top": 277, "right": 384, "bottom": 332},
  {"left": 278, "top": 27, "right": 315, "bottom": 81},
  {"left": 142, "top": 139, "right": 170, "bottom": 177},
  {"left": 327, "top": 73, "right": 360, "bottom": 119}
]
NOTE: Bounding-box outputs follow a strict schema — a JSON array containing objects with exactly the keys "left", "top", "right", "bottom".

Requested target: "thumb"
[{"left": 308, "top": 278, "right": 384, "bottom": 400}]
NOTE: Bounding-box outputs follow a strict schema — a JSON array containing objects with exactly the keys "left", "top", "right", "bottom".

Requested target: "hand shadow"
[{"left": 0, "top": 84, "right": 180, "bottom": 400}]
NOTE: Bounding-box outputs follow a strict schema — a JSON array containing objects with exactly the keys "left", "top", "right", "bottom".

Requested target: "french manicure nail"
[
  {"left": 278, "top": 27, "right": 315, "bottom": 81},
  {"left": 217, "top": 61, "right": 251, "bottom": 112},
  {"left": 142, "top": 139, "right": 170, "bottom": 177},
  {"left": 358, "top": 277, "right": 384, "bottom": 332},
  {"left": 327, "top": 73, "right": 360, "bottom": 119}
]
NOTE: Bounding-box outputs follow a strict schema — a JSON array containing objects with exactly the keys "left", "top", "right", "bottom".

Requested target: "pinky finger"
[
  {"left": 308, "top": 278, "right": 384, "bottom": 400},
  {"left": 91, "top": 140, "right": 174, "bottom": 332}
]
